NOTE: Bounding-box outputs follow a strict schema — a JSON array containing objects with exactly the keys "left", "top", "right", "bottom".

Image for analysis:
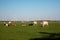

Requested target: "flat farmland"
[{"left": 0, "top": 21, "right": 60, "bottom": 40}]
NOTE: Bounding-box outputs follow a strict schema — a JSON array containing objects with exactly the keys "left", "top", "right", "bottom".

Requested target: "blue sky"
[{"left": 0, "top": 0, "right": 60, "bottom": 21}]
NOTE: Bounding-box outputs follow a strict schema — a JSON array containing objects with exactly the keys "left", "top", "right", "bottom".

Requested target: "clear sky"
[{"left": 0, "top": 0, "right": 60, "bottom": 21}]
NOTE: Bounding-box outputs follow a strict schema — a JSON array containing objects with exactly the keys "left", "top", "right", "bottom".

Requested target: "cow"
[
  {"left": 33, "top": 21, "right": 37, "bottom": 25},
  {"left": 3, "top": 22, "right": 8, "bottom": 26},
  {"left": 21, "top": 22, "right": 26, "bottom": 27},
  {"left": 29, "top": 22, "right": 34, "bottom": 26},
  {"left": 29, "top": 23, "right": 33, "bottom": 26},
  {"left": 3, "top": 22, "right": 6, "bottom": 25},
  {"left": 8, "top": 21, "right": 11, "bottom": 24},
  {"left": 41, "top": 21, "right": 48, "bottom": 27},
  {"left": 6, "top": 23, "right": 9, "bottom": 26},
  {"left": 9, "top": 23, "right": 16, "bottom": 26}
]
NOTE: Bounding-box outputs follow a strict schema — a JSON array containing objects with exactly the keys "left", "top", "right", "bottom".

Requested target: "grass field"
[{"left": 0, "top": 21, "right": 60, "bottom": 40}]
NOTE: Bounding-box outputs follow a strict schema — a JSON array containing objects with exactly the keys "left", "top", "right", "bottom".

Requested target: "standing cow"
[
  {"left": 29, "top": 23, "right": 33, "bottom": 26},
  {"left": 3, "top": 22, "right": 9, "bottom": 26},
  {"left": 3, "top": 22, "right": 6, "bottom": 25},
  {"left": 33, "top": 21, "right": 37, "bottom": 25},
  {"left": 8, "top": 21, "right": 11, "bottom": 24},
  {"left": 21, "top": 22, "right": 26, "bottom": 27},
  {"left": 6, "top": 23, "right": 9, "bottom": 26},
  {"left": 41, "top": 21, "right": 48, "bottom": 27}
]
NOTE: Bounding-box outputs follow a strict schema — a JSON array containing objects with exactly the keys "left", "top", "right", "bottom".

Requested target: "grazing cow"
[
  {"left": 41, "top": 21, "right": 48, "bottom": 27},
  {"left": 8, "top": 21, "right": 16, "bottom": 26},
  {"left": 9, "top": 23, "right": 16, "bottom": 26}
]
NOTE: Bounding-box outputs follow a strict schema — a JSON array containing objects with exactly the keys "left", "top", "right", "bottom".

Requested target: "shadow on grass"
[{"left": 29, "top": 32, "right": 60, "bottom": 40}]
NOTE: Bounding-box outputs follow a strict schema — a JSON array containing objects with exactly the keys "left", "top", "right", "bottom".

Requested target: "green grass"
[{"left": 0, "top": 21, "right": 60, "bottom": 40}]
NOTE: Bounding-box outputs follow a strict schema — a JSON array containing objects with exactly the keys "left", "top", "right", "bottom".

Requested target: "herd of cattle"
[
  {"left": 3, "top": 21, "right": 48, "bottom": 27},
  {"left": 3, "top": 21, "right": 16, "bottom": 26}
]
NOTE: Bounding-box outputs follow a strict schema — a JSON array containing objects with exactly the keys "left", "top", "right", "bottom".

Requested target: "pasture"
[{"left": 0, "top": 21, "right": 60, "bottom": 40}]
